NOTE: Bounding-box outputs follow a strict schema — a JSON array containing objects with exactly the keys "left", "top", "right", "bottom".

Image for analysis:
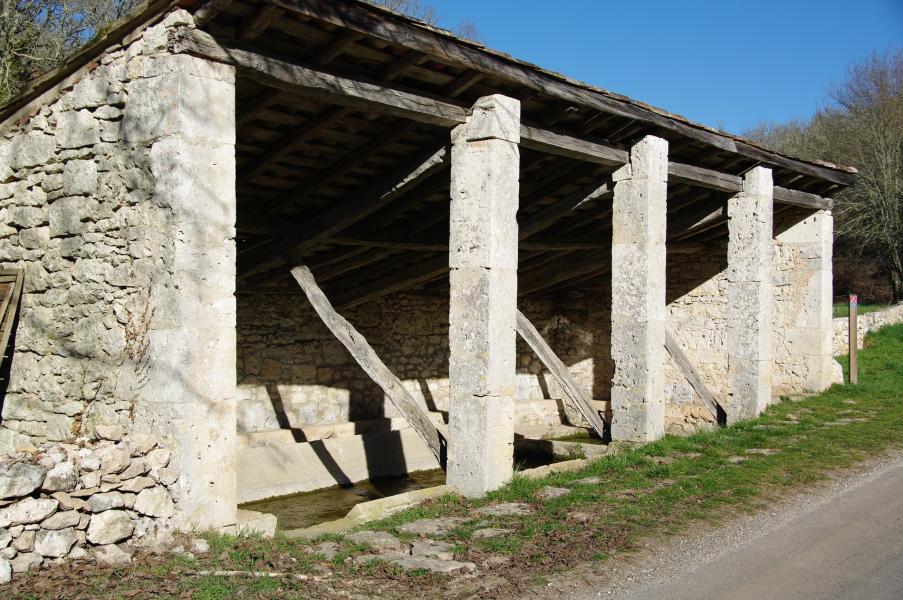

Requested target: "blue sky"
[{"left": 428, "top": 0, "right": 902, "bottom": 135}]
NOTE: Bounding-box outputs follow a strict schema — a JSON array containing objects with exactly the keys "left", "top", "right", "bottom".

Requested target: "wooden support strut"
[
  {"left": 516, "top": 310, "right": 607, "bottom": 438},
  {"left": 290, "top": 265, "right": 447, "bottom": 466},
  {"left": 663, "top": 326, "right": 723, "bottom": 420}
]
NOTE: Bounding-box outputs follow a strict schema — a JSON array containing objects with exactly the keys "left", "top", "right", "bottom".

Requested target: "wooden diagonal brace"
[
  {"left": 290, "top": 265, "right": 447, "bottom": 467},
  {"left": 663, "top": 326, "right": 723, "bottom": 421},
  {"left": 515, "top": 309, "right": 607, "bottom": 439}
]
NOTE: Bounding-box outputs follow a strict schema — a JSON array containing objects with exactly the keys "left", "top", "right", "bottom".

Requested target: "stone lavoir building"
[{"left": 0, "top": 0, "right": 853, "bottom": 531}]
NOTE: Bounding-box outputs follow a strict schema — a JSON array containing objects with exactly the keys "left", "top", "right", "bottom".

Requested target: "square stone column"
[
  {"left": 775, "top": 209, "right": 834, "bottom": 392},
  {"left": 726, "top": 166, "right": 774, "bottom": 423},
  {"left": 122, "top": 51, "right": 238, "bottom": 529},
  {"left": 610, "top": 135, "right": 668, "bottom": 442},
  {"left": 447, "top": 95, "right": 520, "bottom": 497}
]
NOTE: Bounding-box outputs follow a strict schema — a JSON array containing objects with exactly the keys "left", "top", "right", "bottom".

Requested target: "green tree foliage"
[
  {"left": 0, "top": 0, "right": 138, "bottom": 105},
  {"left": 747, "top": 50, "right": 903, "bottom": 300}
]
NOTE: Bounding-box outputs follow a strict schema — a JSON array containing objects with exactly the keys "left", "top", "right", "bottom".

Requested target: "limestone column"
[
  {"left": 726, "top": 167, "right": 774, "bottom": 423},
  {"left": 447, "top": 95, "right": 520, "bottom": 497},
  {"left": 775, "top": 209, "right": 835, "bottom": 391},
  {"left": 122, "top": 49, "right": 237, "bottom": 528},
  {"left": 610, "top": 135, "right": 668, "bottom": 442}
]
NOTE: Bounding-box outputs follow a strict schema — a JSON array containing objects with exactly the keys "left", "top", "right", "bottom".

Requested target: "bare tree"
[
  {"left": 0, "top": 0, "right": 138, "bottom": 105},
  {"left": 747, "top": 50, "right": 903, "bottom": 300},
  {"left": 372, "top": 0, "right": 482, "bottom": 40},
  {"left": 372, "top": 0, "right": 440, "bottom": 25}
]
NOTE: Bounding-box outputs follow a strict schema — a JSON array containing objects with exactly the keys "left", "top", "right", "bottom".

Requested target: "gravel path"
[{"left": 523, "top": 450, "right": 903, "bottom": 599}]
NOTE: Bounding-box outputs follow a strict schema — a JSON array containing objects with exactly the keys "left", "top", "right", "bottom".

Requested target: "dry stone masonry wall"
[
  {"left": 0, "top": 9, "right": 238, "bottom": 529},
  {"left": 0, "top": 428, "right": 177, "bottom": 582}
]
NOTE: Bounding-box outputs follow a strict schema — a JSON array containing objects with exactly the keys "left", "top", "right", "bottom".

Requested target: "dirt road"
[{"left": 530, "top": 453, "right": 903, "bottom": 600}]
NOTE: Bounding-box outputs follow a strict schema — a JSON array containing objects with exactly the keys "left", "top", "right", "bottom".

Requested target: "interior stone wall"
[
  {"left": 236, "top": 290, "right": 611, "bottom": 432},
  {"left": 237, "top": 247, "right": 733, "bottom": 437},
  {"left": 664, "top": 244, "right": 729, "bottom": 433}
]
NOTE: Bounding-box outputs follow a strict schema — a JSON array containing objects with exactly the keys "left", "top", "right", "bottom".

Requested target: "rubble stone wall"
[
  {"left": 236, "top": 291, "right": 610, "bottom": 432},
  {"left": 0, "top": 428, "right": 176, "bottom": 581},
  {"left": 832, "top": 303, "right": 903, "bottom": 356},
  {"left": 664, "top": 244, "right": 728, "bottom": 434},
  {"left": 0, "top": 10, "right": 238, "bottom": 528}
]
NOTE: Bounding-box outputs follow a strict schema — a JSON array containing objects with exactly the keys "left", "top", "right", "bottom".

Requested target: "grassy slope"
[
  {"left": 7, "top": 325, "right": 903, "bottom": 599},
  {"left": 832, "top": 303, "right": 889, "bottom": 318}
]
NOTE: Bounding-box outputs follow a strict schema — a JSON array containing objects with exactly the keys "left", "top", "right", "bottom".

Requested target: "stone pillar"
[
  {"left": 610, "top": 135, "right": 668, "bottom": 442},
  {"left": 726, "top": 167, "right": 774, "bottom": 423},
  {"left": 775, "top": 209, "right": 835, "bottom": 391},
  {"left": 447, "top": 95, "right": 520, "bottom": 497},
  {"left": 122, "top": 51, "right": 238, "bottom": 528}
]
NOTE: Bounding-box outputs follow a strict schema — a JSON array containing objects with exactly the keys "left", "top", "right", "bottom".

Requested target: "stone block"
[{"left": 9, "top": 132, "right": 56, "bottom": 169}]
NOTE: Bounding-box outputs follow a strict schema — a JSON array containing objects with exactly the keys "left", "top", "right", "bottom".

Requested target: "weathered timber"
[
  {"left": 291, "top": 265, "right": 446, "bottom": 465},
  {"left": 515, "top": 309, "right": 607, "bottom": 437},
  {"left": 171, "top": 30, "right": 632, "bottom": 167},
  {"left": 193, "top": 0, "right": 236, "bottom": 26},
  {"left": 177, "top": 30, "right": 838, "bottom": 208},
  {"left": 668, "top": 162, "right": 741, "bottom": 193},
  {"left": 383, "top": 50, "right": 425, "bottom": 81},
  {"left": 242, "top": 106, "right": 351, "bottom": 181},
  {"left": 0, "top": 269, "right": 23, "bottom": 366},
  {"left": 271, "top": 0, "right": 856, "bottom": 186},
  {"left": 520, "top": 125, "right": 627, "bottom": 166},
  {"left": 773, "top": 186, "right": 833, "bottom": 210},
  {"left": 316, "top": 30, "right": 366, "bottom": 64},
  {"left": 337, "top": 256, "right": 448, "bottom": 309},
  {"left": 519, "top": 180, "right": 612, "bottom": 238},
  {"left": 664, "top": 326, "right": 722, "bottom": 419},
  {"left": 240, "top": 3, "right": 284, "bottom": 42},
  {"left": 173, "top": 28, "right": 468, "bottom": 127},
  {"left": 238, "top": 145, "right": 450, "bottom": 273}
]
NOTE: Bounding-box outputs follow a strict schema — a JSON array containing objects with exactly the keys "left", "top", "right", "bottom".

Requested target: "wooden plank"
[
  {"left": 173, "top": 29, "right": 468, "bottom": 128},
  {"left": 316, "top": 30, "right": 366, "bottom": 65},
  {"left": 0, "top": 270, "right": 23, "bottom": 366},
  {"left": 383, "top": 50, "right": 424, "bottom": 82},
  {"left": 238, "top": 145, "right": 450, "bottom": 273},
  {"left": 291, "top": 265, "right": 446, "bottom": 465},
  {"left": 520, "top": 126, "right": 627, "bottom": 166},
  {"left": 173, "top": 30, "right": 629, "bottom": 167},
  {"left": 668, "top": 162, "right": 741, "bottom": 193},
  {"left": 193, "top": 0, "right": 236, "bottom": 26},
  {"left": 773, "top": 186, "right": 832, "bottom": 210},
  {"left": 240, "top": 3, "right": 284, "bottom": 42},
  {"left": 515, "top": 309, "right": 607, "bottom": 437},
  {"left": 270, "top": 0, "right": 857, "bottom": 186},
  {"left": 663, "top": 326, "right": 722, "bottom": 419},
  {"left": 242, "top": 106, "right": 351, "bottom": 181}
]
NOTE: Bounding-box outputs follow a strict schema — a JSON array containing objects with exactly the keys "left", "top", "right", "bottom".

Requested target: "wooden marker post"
[{"left": 849, "top": 294, "right": 858, "bottom": 385}]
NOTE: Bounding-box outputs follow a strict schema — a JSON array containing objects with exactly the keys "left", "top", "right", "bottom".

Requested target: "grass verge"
[
  {"left": 832, "top": 302, "right": 889, "bottom": 318},
  {"left": 6, "top": 325, "right": 903, "bottom": 599}
]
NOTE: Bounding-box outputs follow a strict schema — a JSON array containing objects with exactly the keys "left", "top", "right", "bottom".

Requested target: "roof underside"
[{"left": 0, "top": 0, "right": 856, "bottom": 304}]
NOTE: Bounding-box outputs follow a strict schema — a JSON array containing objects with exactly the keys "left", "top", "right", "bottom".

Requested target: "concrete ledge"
[
  {"left": 237, "top": 428, "right": 441, "bottom": 503},
  {"left": 220, "top": 509, "right": 278, "bottom": 538},
  {"left": 284, "top": 485, "right": 455, "bottom": 539}
]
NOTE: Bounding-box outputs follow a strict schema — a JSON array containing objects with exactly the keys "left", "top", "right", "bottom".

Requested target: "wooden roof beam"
[
  {"left": 268, "top": 0, "right": 855, "bottom": 187},
  {"left": 237, "top": 145, "right": 450, "bottom": 274}
]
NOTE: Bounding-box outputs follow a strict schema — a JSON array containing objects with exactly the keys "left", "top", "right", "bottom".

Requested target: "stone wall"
[
  {"left": 237, "top": 245, "right": 732, "bottom": 437},
  {"left": 0, "top": 428, "right": 177, "bottom": 581},
  {"left": 773, "top": 209, "right": 834, "bottom": 395},
  {"left": 832, "top": 303, "right": 903, "bottom": 355},
  {"left": 236, "top": 291, "right": 610, "bottom": 432},
  {"left": 0, "top": 10, "right": 238, "bottom": 528},
  {"left": 664, "top": 244, "right": 728, "bottom": 433}
]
